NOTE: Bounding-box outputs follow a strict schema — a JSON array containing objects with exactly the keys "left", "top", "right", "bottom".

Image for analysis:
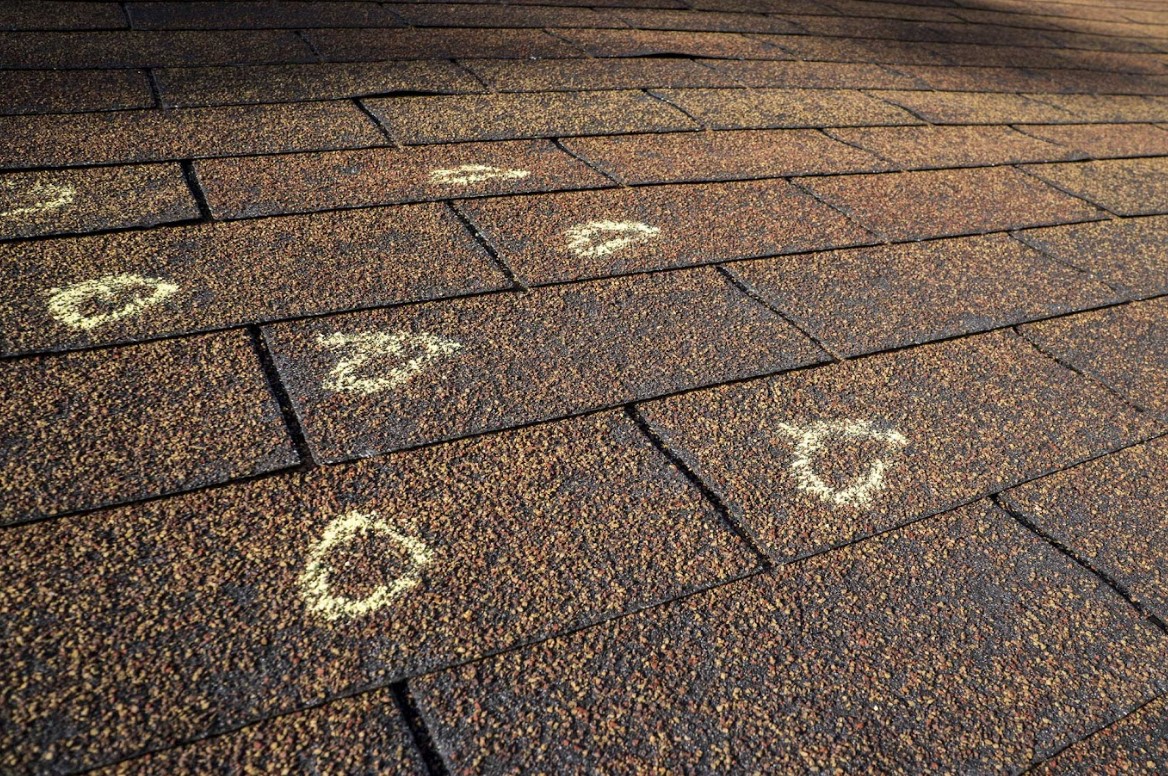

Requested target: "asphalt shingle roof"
[{"left": 4, "top": 0, "right": 1168, "bottom": 772}]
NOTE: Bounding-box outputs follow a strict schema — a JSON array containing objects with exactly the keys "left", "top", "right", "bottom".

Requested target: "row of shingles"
[
  {"left": 11, "top": 4, "right": 1168, "bottom": 761},
  {"left": 88, "top": 234, "right": 1168, "bottom": 771},
  {"left": 392, "top": 251, "right": 1168, "bottom": 767},
  {"left": 0, "top": 406, "right": 765, "bottom": 773}
]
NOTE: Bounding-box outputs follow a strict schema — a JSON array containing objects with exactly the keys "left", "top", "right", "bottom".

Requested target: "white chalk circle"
[
  {"left": 46, "top": 273, "right": 180, "bottom": 331},
  {"left": 300, "top": 510, "right": 434, "bottom": 622},
  {"left": 776, "top": 419, "right": 908, "bottom": 509},
  {"left": 429, "top": 164, "right": 531, "bottom": 185},
  {"left": 0, "top": 180, "right": 75, "bottom": 219},
  {"left": 317, "top": 330, "right": 462, "bottom": 395},
  {"left": 564, "top": 220, "right": 660, "bottom": 259}
]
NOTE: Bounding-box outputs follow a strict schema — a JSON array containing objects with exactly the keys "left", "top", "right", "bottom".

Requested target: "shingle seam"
[
  {"left": 391, "top": 681, "right": 450, "bottom": 776},
  {"left": 992, "top": 493, "right": 1168, "bottom": 636},
  {"left": 351, "top": 96, "right": 401, "bottom": 147},
  {"left": 1019, "top": 691, "right": 1168, "bottom": 775},
  {"left": 179, "top": 159, "right": 213, "bottom": 221},
  {"left": 626, "top": 404, "right": 774, "bottom": 566},
  {"left": 0, "top": 216, "right": 1132, "bottom": 364},
  {"left": 1006, "top": 230, "right": 1125, "bottom": 296},
  {"left": 550, "top": 137, "right": 625, "bottom": 185},
  {"left": 715, "top": 264, "right": 846, "bottom": 361},
  {"left": 145, "top": 67, "right": 164, "bottom": 108},
  {"left": 293, "top": 29, "right": 325, "bottom": 62},
  {"left": 642, "top": 86, "right": 710, "bottom": 126},
  {"left": 447, "top": 201, "right": 530, "bottom": 292},
  {"left": 1011, "top": 162, "right": 1122, "bottom": 217},
  {"left": 784, "top": 175, "right": 890, "bottom": 242},
  {"left": 250, "top": 324, "right": 316, "bottom": 471}
]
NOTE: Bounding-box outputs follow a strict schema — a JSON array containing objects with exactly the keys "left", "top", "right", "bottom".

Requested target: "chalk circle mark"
[
  {"left": 317, "top": 330, "right": 462, "bottom": 395},
  {"left": 1, "top": 180, "right": 75, "bottom": 219},
  {"left": 429, "top": 165, "right": 531, "bottom": 185},
  {"left": 777, "top": 419, "right": 908, "bottom": 509},
  {"left": 564, "top": 220, "right": 660, "bottom": 259},
  {"left": 300, "top": 510, "right": 434, "bottom": 622},
  {"left": 47, "top": 273, "right": 180, "bottom": 331}
]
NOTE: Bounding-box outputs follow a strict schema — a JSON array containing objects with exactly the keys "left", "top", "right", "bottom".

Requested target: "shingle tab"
[
  {"left": 1015, "top": 216, "right": 1168, "bottom": 298},
  {"left": 0, "top": 164, "right": 198, "bottom": 239},
  {"left": 801, "top": 167, "right": 1105, "bottom": 240},
  {"left": 416, "top": 502, "right": 1168, "bottom": 772},
  {"left": 1015, "top": 123, "right": 1168, "bottom": 158},
  {"left": 389, "top": 2, "right": 625, "bottom": 27},
  {"left": 0, "top": 204, "right": 506, "bottom": 356},
  {"left": 0, "top": 102, "right": 387, "bottom": 168},
  {"left": 730, "top": 233, "right": 1120, "bottom": 356},
  {"left": 459, "top": 179, "right": 874, "bottom": 284},
  {"left": 556, "top": 28, "right": 788, "bottom": 57},
  {"left": 305, "top": 27, "right": 581, "bottom": 61},
  {"left": 155, "top": 61, "right": 482, "bottom": 108},
  {"left": 267, "top": 268, "right": 824, "bottom": 460},
  {"left": 654, "top": 87, "right": 922, "bottom": 128},
  {"left": 1005, "top": 437, "right": 1168, "bottom": 627},
  {"left": 127, "top": 1, "right": 402, "bottom": 29},
  {"left": 196, "top": 139, "right": 612, "bottom": 219},
  {"left": 827, "top": 125, "right": 1079, "bottom": 168},
  {"left": 1, "top": 1, "right": 125, "bottom": 30},
  {"left": 461, "top": 57, "right": 736, "bottom": 91},
  {"left": 705, "top": 58, "right": 922, "bottom": 88},
  {"left": 564, "top": 128, "right": 892, "bottom": 184},
  {"left": 639, "top": 330, "right": 1158, "bottom": 559},
  {"left": 0, "top": 411, "right": 755, "bottom": 772},
  {"left": 102, "top": 690, "right": 426, "bottom": 774},
  {"left": 2, "top": 69, "right": 154, "bottom": 115},
  {"left": 364, "top": 90, "right": 697, "bottom": 145},
  {"left": 1022, "top": 158, "right": 1168, "bottom": 216},
  {"left": 1034, "top": 693, "right": 1168, "bottom": 774},
  {"left": 0, "top": 30, "right": 315, "bottom": 68},
  {"left": 1020, "top": 298, "right": 1168, "bottom": 419},
  {"left": 0, "top": 331, "right": 296, "bottom": 524},
  {"left": 868, "top": 89, "right": 1077, "bottom": 123}
]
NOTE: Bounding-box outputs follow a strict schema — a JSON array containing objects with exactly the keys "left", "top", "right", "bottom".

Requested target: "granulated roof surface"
[{"left": 3, "top": 0, "right": 1168, "bottom": 772}]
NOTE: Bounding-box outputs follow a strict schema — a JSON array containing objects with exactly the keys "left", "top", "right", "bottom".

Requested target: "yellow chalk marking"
[
  {"left": 565, "top": 220, "right": 660, "bottom": 259},
  {"left": 317, "top": 330, "right": 461, "bottom": 395},
  {"left": 300, "top": 510, "right": 433, "bottom": 622},
  {"left": 429, "top": 164, "right": 531, "bottom": 185},
  {"left": 46, "top": 273, "right": 180, "bottom": 331},
  {"left": 0, "top": 180, "right": 75, "bottom": 219},
  {"left": 776, "top": 419, "right": 908, "bottom": 509}
]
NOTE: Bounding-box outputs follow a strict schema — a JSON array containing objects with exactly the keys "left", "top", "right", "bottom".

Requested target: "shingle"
[
  {"left": 1022, "top": 158, "right": 1168, "bottom": 216},
  {"left": 1, "top": 1, "right": 125, "bottom": 30},
  {"left": 758, "top": 34, "right": 959, "bottom": 65},
  {"left": 0, "top": 102, "right": 387, "bottom": 168},
  {"left": 812, "top": 0, "right": 963, "bottom": 22},
  {"left": 691, "top": 0, "right": 835, "bottom": 12},
  {"left": 197, "top": 139, "right": 611, "bottom": 219},
  {"left": 459, "top": 179, "right": 874, "bottom": 284},
  {"left": 0, "top": 204, "right": 505, "bottom": 357},
  {"left": 730, "top": 233, "right": 1120, "bottom": 356},
  {"left": 363, "top": 90, "right": 697, "bottom": 145},
  {"left": 564, "top": 128, "right": 893, "bottom": 184},
  {"left": 388, "top": 2, "right": 625, "bottom": 27},
  {"left": 705, "top": 58, "right": 922, "bottom": 89},
  {"left": 827, "top": 125, "right": 1079, "bottom": 168},
  {"left": 0, "top": 30, "right": 315, "bottom": 68},
  {"left": 1016, "top": 123, "right": 1168, "bottom": 158},
  {"left": 1034, "top": 693, "right": 1168, "bottom": 774},
  {"left": 1020, "top": 299, "right": 1168, "bottom": 419},
  {"left": 801, "top": 167, "right": 1104, "bottom": 240},
  {"left": 1005, "top": 437, "right": 1168, "bottom": 631},
  {"left": 1, "top": 69, "right": 154, "bottom": 115},
  {"left": 895, "top": 64, "right": 1078, "bottom": 93},
  {"left": 265, "top": 268, "right": 825, "bottom": 459},
  {"left": 554, "top": 28, "right": 788, "bottom": 58},
  {"left": 654, "top": 87, "right": 922, "bottom": 128},
  {"left": 1015, "top": 216, "right": 1168, "bottom": 298},
  {"left": 0, "top": 331, "right": 296, "bottom": 525},
  {"left": 611, "top": 8, "right": 803, "bottom": 32},
  {"left": 154, "top": 61, "right": 482, "bottom": 108},
  {"left": 305, "top": 27, "right": 581, "bottom": 61},
  {"left": 1029, "top": 94, "right": 1168, "bottom": 122},
  {"left": 416, "top": 502, "right": 1168, "bottom": 772},
  {"left": 101, "top": 690, "right": 426, "bottom": 774},
  {"left": 868, "top": 89, "right": 1076, "bottom": 123},
  {"left": 126, "top": 1, "right": 401, "bottom": 28},
  {"left": 461, "top": 57, "right": 735, "bottom": 92},
  {"left": 0, "top": 411, "right": 756, "bottom": 772},
  {"left": 0, "top": 164, "right": 198, "bottom": 240},
  {"left": 638, "top": 330, "right": 1158, "bottom": 559}
]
